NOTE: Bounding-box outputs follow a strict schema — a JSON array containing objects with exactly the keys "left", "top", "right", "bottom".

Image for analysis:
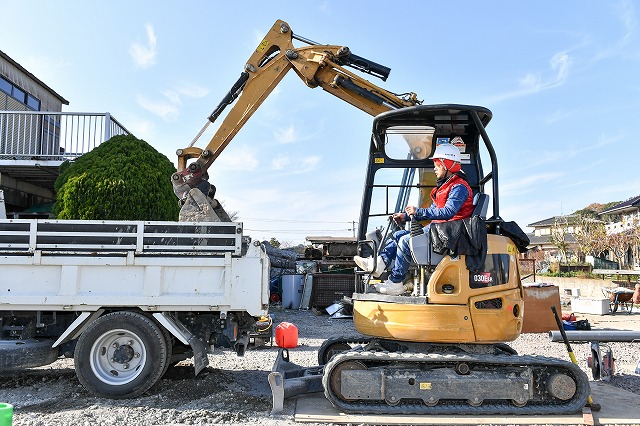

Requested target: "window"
[
  {"left": 0, "top": 76, "right": 41, "bottom": 110},
  {"left": 384, "top": 126, "right": 435, "bottom": 160},
  {"left": 12, "top": 86, "right": 25, "bottom": 103},
  {"left": 0, "top": 76, "right": 11, "bottom": 95},
  {"left": 26, "top": 94, "right": 40, "bottom": 110}
]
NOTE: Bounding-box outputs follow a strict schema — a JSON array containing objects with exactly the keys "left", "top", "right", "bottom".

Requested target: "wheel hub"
[{"left": 112, "top": 343, "right": 135, "bottom": 364}]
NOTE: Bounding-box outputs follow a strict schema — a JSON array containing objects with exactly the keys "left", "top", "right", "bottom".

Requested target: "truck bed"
[{"left": 0, "top": 219, "right": 269, "bottom": 316}]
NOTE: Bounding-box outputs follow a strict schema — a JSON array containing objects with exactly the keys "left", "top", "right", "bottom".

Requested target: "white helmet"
[{"left": 430, "top": 143, "right": 461, "bottom": 163}]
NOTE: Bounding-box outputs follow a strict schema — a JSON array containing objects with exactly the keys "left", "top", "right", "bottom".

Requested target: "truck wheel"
[
  {"left": 0, "top": 339, "right": 59, "bottom": 372},
  {"left": 74, "top": 311, "right": 169, "bottom": 398},
  {"left": 159, "top": 325, "right": 173, "bottom": 377}
]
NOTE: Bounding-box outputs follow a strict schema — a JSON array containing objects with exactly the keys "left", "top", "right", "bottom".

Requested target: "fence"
[
  {"left": 0, "top": 111, "right": 129, "bottom": 161},
  {"left": 519, "top": 258, "right": 536, "bottom": 281},
  {"left": 592, "top": 256, "right": 619, "bottom": 270}
]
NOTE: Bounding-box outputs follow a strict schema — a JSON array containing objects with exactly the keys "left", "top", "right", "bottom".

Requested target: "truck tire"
[
  {"left": 74, "top": 311, "right": 169, "bottom": 398},
  {"left": 0, "top": 339, "right": 59, "bottom": 372},
  {"left": 159, "top": 325, "right": 173, "bottom": 377}
]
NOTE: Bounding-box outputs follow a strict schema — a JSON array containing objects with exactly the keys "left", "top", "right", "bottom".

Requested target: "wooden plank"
[
  {"left": 294, "top": 393, "right": 579, "bottom": 425},
  {"left": 295, "top": 382, "right": 640, "bottom": 425}
]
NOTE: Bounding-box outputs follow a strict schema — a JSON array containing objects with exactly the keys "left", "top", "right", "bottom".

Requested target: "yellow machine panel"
[{"left": 353, "top": 234, "right": 523, "bottom": 343}]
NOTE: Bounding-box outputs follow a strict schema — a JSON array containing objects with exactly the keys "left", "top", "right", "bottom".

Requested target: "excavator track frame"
[{"left": 322, "top": 350, "right": 590, "bottom": 416}]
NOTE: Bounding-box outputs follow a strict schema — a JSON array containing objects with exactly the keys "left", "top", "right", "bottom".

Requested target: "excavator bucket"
[{"left": 178, "top": 188, "right": 231, "bottom": 222}]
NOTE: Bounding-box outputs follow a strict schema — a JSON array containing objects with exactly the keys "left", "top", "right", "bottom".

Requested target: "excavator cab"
[{"left": 352, "top": 104, "right": 525, "bottom": 343}]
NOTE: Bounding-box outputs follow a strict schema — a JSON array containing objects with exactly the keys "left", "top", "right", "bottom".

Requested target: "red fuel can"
[{"left": 275, "top": 322, "right": 298, "bottom": 348}]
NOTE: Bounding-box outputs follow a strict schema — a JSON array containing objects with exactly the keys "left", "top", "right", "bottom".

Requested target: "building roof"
[
  {"left": 598, "top": 194, "right": 640, "bottom": 216},
  {"left": 0, "top": 49, "right": 69, "bottom": 105},
  {"left": 526, "top": 233, "right": 577, "bottom": 247},
  {"left": 528, "top": 214, "right": 578, "bottom": 228}
]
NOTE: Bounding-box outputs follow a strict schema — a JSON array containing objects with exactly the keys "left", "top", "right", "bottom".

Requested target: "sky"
[{"left": 1, "top": 0, "right": 639, "bottom": 245}]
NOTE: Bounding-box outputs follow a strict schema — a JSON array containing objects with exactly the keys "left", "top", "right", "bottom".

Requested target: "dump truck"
[{"left": 0, "top": 219, "right": 271, "bottom": 398}]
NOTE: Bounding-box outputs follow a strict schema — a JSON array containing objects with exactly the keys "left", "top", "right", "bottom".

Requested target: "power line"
[
  {"left": 244, "top": 228, "right": 353, "bottom": 233},
  {"left": 240, "top": 217, "right": 357, "bottom": 224}
]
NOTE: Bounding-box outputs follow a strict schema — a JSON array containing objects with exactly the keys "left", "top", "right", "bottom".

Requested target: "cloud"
[
  {"left": 523, "top": 52, "right": 570, "bottom": 91},
  {"left": 21, "top": 55, "right": 70, "bottom": 79},
  {"left": 126, "top": 117, "right": 154, "bottom": 140},
  {"left": 500, "top": 171, "right": 565, "bottom": 196},
  {"left": 300, "top": 155, "right": 321, "bottom": 169},
  {"left": 162, "top": 84, "right": 209, "bottom": 105},
  {"left": 137, "top": 82, "right": 208, "bottom": 120},
  {"left": 488, "top": 51, "right": 571, "bottom": 103},
  {"left": 271, "top": 155, "right": 291, "bottom": 170},
  {"left": 215, "top": 144, "right": 259, "bottom": 171},
  {"left": 544, "top": 108, "right": 576, "bottom": 125},
  {"left": 273, "top": 124, "right": 299, "bottom": 144},
  {"left": 129, "top": 23, "right": 157, "bottom": 69},
  {"left": 512, "top": 132, "right": 625, "bottom": 173},
  {"left": 592, "top": 0, "right": 637, "bottom": 62},
  {"left": 136, "top": 94, "right": 178, "bottom": 120},
  {"left": 268, "top": 154, "right": 322, "bottom": 175}
]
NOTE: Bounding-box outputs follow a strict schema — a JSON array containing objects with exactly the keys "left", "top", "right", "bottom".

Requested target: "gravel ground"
[{"left": 1, "top": 308, "right": 639, "bottom": 426}]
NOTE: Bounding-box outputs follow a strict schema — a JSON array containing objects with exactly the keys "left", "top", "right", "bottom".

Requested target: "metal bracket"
[
  {"left": 52, "top": 310, "right": 105, "bottom": 348},
  {"left": 269, "top": 348, "right": 324, "bottom": 415},
  {"left": 153, "top": 312, "right": 209, "bottom": 375}
]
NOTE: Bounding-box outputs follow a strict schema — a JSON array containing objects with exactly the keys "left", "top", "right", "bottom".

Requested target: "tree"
[
  {"left": 606, "top": 230, "right": 631, "bottom": 269},
  {"left": 624, "top": 215, "right": 640, "bottom": 269},
  {"left": 574, "top": 215, "right": 608, "bottom": 259},
  {"left": 549, "top": 218, "right": 570, "bottom": 263},
  {"left": 53, "top": 134, "right": 180, "bottom": 221},
  {"left": 269, "top": 237, "right": 281, "bottom": 248}
]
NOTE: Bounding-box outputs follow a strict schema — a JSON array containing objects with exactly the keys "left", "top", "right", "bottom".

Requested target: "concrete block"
[{"left": 570, "top": 298, "right": 609, "bottom": 315}]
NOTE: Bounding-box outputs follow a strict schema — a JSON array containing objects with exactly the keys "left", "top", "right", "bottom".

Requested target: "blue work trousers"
[{"left": 379, "top": 225, "right": 429, "bottom": 283}]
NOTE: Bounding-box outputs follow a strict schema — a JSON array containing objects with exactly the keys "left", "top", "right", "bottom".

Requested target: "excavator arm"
[{"left": 171, "top": 20, "right": 420, "bottom": 219}]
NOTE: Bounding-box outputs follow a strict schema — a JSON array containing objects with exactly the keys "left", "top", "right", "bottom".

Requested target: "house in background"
[
  {"left": 525, "top": 195, "right": 640, "bottom": 270},
  {"left": 598, "top": 194, "right": 640, "bottom": 270},
  {"left": 526, "top": 215, "right": 579, "bottom": 263},
  {"left": 0, "top": 49, "right": 129, "bottom": 218},
  {"left": 599, "top": 195, "right": 640, "bottom": 233}
]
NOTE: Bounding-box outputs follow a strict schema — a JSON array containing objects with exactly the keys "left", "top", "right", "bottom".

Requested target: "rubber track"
[
  {"left": 322, "top": 350, "right": 591, "bottom": 415},
  {"left": 318, "top": 336, "right": 371, "bottom": 365}
]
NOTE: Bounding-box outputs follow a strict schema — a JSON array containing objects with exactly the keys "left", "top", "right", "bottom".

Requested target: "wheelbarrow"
[{"left": 602, "top": 287, "right": 635, "bottom": 314}]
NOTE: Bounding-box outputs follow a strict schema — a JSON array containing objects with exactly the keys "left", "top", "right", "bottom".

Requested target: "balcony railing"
[{"left": 0, "top": 111, "right": 130, "bottom": 161}]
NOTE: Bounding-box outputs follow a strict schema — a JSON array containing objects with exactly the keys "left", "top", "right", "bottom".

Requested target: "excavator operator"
[{"left": 354, "top": 143, "right": 474, "bottom": 295}]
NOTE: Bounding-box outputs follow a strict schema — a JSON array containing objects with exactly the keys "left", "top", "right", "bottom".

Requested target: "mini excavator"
[
  {"left": 269, "top": 105, "right": 590, "bottom": 416},
  {"left": 170, "top": 19, "right": 591, "bottom": 416}
]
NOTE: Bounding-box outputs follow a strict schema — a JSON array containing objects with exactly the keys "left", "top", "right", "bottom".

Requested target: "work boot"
[
  {"left": 353, "top": 255, "right": 386, "bottom": 277},
  {"left": 376, "top": 279, "right": 407, "bottom": 296}
]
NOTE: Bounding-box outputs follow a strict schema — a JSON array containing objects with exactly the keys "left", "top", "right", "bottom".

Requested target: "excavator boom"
[{"left": 171, "top": 19, "right": 420, "bottom": 218}]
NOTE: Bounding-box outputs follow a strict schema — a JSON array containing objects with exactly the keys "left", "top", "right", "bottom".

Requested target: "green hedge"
[{"left": 53, "top": 134, "right": 180, "bottom": 221}]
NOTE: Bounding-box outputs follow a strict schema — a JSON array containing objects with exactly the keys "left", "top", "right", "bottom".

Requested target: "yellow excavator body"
[{"left": 353, "top": 234, "right": 523, "bottom": 343}]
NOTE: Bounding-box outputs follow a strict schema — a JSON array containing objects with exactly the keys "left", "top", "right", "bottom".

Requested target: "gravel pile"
[{"left": 1, "top": 308, "right": 639, "bottom": 425}]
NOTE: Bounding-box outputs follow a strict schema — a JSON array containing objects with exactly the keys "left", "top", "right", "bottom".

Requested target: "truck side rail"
[{"left": 0, "top": 219, "right": 243, "bottom": 255}]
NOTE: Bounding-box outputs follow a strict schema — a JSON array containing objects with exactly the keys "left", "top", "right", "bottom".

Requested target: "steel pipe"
[{"left": 549, "top": 330, "right": 640, "bottom": 343}]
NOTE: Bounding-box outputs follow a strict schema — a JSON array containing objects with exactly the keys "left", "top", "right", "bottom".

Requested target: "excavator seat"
[{"left": 409, "top": 193, "right": 489, "bottom": 267}]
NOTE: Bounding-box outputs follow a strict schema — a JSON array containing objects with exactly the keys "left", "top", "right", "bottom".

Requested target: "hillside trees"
[{"left": 53, "top": 134, "right": 180, "bottom": 221}]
